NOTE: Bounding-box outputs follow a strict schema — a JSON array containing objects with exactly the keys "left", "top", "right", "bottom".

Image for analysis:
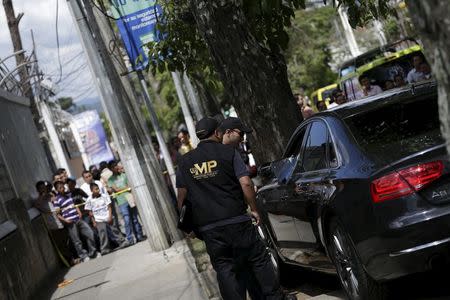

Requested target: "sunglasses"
[{"left": 231, "top": 129, "right": 245, "bottom": 137}]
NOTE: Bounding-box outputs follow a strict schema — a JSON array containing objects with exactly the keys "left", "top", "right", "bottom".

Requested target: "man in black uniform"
[
  {"left": 176, "top": 117, "right": 285, "bottom": 300},
  {"left": 217, "top": 117, "right": 262, "bottom": 299}
]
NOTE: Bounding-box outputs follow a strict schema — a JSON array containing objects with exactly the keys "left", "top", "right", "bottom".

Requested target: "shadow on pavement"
[
  {"left": 31, "top": 267, "right": 70, "bottom": 300},
  {"left": 52, "top": 281, "right": 110, "bottom": 300},
  {"left": 280, "top": 263, "right": 341, "bottom": 297}
]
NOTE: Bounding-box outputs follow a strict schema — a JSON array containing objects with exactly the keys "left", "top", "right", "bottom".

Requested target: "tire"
[
  {"left": 327, "top": 218, "right": 388, "bottom": 300},
  {"left": 256, "top": 224, "right": 281, "bottom": 280}
]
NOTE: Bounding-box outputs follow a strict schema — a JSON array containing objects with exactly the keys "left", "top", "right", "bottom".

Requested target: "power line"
[
  {"left": 91, "top": 0, "right": 119, "bottom": 21},
  {"left": 49, "top": 61, "right": 87, "bottom": 80},
  {"left": 55, "top": 0, "right": 63, "bottom": 83},
  {"left": 46, "top": 51, "right": 85, "bottom": 77},
  {"left": 59, "top": 79, "right": 94, "bottom": 93},
  {"left": 72, "top": 85, "right": 96, "bottom": 100}
]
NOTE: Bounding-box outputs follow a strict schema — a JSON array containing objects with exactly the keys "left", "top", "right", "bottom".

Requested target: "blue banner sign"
[{"left": 111, "top": 0, "right": 161, "bottom": 70}]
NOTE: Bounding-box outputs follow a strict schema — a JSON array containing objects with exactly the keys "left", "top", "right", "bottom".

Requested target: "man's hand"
[
  {"left": 107, "top": 217, "right": 113, "bottom": 225},
  {"left": 250, "top": 210, "right": 260, "bottom": 225},
  {"left": 65, "top": 219, "right": 73, "bottom": 224},
  {"left": 92, "top": 220, "right": 97, "bottom": 228}
]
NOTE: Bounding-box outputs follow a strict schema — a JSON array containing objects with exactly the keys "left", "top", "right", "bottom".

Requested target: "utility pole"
[
  {"left": 67, "top": 0, "right": 176, "bottom": 250},
  {"left": 172, "top": 71, "right": 199, "bottom": 146},
  {"left": 337, "top": 5, "right": 361, "bottom": 57},
  {"left": 92, "top": 3, "right": 180, "bottom": 242},
  {"left": 182, "top": 72, "right": 203, "bottom": 121},
  {"left": 373, "top": 20, "right": 387, "bottom": 46},
  {"left": 2, "top": 0, "right": 40, "bottom": 128},
  {"left": 137, "top": 71, "right": 178, "bottom": 191},
  {"left": 30, "top": 30, "right": 71, "bottom": 175}
]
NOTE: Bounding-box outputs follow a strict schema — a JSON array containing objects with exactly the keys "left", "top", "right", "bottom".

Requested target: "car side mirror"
[
  {"left": 258, "top": 162, "right": 274, "bottom": 180},
  {"left": 271, "top": 156, "right": 298, "bottom": 185}
]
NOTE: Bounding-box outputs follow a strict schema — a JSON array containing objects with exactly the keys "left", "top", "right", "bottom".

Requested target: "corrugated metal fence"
[{"left": 0, "top": 88, "right": 51, "bottom": 222}]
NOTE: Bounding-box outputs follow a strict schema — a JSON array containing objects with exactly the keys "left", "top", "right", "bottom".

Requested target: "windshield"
[
  {"left": 322, "top": 89, "right": 334, "bottom": 102},
  {"left": 344, "top": 94, "right": 444, "bottom": 165}
]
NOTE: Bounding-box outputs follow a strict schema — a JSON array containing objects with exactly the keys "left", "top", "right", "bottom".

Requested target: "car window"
[
  {"left": 301, "top": 121, "right": 329, "bottom": 172},
  {"left": 344, "top": 93, "right": 443, "bottom": 165},
  {"left": 284, "top": 127, "right": 307, "bottom": 158}
]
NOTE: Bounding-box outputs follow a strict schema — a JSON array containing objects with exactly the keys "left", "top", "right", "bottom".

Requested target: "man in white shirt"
[
  {"left": 81, "top": 170, "right": 129, "bottom": 249},
  {"left": 80, "top": 170, "right": 107, "bottom": 197},
  {"left": 406, "top": 55, "right": 426, "bottom": 83},
  {"left": 420, "top": 62, "right": 433, "bottom": 80},
  {"left": 328, "top": 89, "right": 348, "bottom": 109},
  {"left": 356, "top": 76, "right": 383, "bottom": 99},
  {"left": 85, "top": 183, "right": 112, "bottom": 255}
]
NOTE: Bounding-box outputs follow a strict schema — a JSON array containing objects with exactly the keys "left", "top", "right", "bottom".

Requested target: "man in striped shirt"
[{"left": 54, "top": 181, "right": 97, "bottom": 261}]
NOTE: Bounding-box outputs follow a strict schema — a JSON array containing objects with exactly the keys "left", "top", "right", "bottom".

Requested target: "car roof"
[{"left": 314, "top": 81, "right": 437, "bottom": 120}]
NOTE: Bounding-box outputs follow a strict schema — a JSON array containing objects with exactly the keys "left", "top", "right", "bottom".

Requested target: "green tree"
[
  {"left": 142, "top": 71, "right": 183, "bottom": 136},
  {"left": 286, "top": 6, "right": 337, "bottom": 94},
  {"left": 100, "top": 112, "right": 113, "bottom": 141},
  {"left": 148, "top": 0, "right": 392, "bottom": 162},
  {"left": 57, "top": 97, "right": 74, "bottom": 111}
]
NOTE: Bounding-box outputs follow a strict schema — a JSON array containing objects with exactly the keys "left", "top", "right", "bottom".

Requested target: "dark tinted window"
[
  {"left": 322, "top": 89, "right": 334, "bottom": 103},
  {"left": 344, "top": 94, "right": 443, "bottom": 165},
  {"left": 284, "top": 128, "right": 307, "bottom": 158},
  {"left": 302, "top": 121, "right": 328, "bottom": 172}
]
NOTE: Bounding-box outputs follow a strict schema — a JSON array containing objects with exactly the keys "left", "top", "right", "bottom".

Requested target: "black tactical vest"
[{"left": 178, "top": 140, "right": 247, "bottom": 227}]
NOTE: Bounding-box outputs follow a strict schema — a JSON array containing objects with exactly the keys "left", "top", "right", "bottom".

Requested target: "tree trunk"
[
  {"left": 407, "top": 1, "right": 450, "bottom": 154},
  {"left": 189, "top": 0, "right": 302, "bottom": 163}
]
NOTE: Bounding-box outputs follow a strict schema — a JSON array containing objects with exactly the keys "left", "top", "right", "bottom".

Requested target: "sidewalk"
[{"left": 46, "top": 240, "right": 208, "bottom": 300}]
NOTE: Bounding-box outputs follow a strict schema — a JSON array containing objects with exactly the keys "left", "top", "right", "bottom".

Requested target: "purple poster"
[{"left": 72, "top": 110, "right": 114, "bottom": 166}]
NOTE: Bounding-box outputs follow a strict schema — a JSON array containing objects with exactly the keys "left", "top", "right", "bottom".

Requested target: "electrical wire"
[
  {"left": 72, "top": 85, "right": 96, "bottom": 100},
  {"left": 91, "top": 0, "right": 119, "bottom": 20},
  {"left": 57, "top": 63, "right": 88, "bottom": 82},
  {"left": 46, "top": 51, "right": 85, "bottom": 77},
  {"left": 59, "top": 79, "right": 93, "bottom": 93},
  {"left": 55, "top": 0, "right": 63, "bottom": 83}
]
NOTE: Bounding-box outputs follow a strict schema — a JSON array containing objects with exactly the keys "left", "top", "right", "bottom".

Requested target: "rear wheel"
[{"left": 327, "top": 219, "right": 388, "bottom": 300}]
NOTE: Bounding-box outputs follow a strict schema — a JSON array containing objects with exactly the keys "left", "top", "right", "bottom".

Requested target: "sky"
[{"left": 0, "top": 0, "right": 97, "bottom": 103}]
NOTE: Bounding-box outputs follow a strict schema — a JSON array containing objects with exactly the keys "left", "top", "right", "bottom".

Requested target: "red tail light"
[{"left": 371, "top": 161, "right": 444, "bottom": 203}]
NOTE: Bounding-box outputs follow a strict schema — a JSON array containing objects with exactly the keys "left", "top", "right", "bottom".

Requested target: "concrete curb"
[
  {"left": 182, "top": 238, "right": 221, "bottom": 299},
  {"left": 182, "top": 238, "right": 222, "bottom": 300}
]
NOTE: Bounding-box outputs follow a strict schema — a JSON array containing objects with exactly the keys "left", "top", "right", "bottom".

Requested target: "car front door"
[{"left": 262, "top": 126, "right": 309, "bottom": 243}]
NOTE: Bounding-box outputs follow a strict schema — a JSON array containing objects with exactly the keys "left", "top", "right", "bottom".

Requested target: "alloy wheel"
[{"left": 332, "top": 227, "right": 360, "bottom": 300}]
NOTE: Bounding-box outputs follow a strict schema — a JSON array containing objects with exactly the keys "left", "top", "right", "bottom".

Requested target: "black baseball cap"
[
  {"left": 219, "top": 117, "right": 252, "bottom": 134},
  {"left": 195, "top": 117, "right": 219, "bottom": 139}
]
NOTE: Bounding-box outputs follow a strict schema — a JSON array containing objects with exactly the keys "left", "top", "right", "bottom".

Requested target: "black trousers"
[{"left": 202, "top": 221, "right": 283, "bottom": 300}]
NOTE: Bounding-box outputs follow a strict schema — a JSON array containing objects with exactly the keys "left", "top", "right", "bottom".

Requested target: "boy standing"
[
  {"left": 53, "top": 181, "right": 97, "bottom": 262},
  {"left": 85, "top": 183, "right": 113, "bottom": 255},
  {"left": 108, "top": 161, "right": 144, "bottom": 244}
]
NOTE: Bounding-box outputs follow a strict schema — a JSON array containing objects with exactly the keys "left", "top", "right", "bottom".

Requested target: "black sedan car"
[{"left": 256, "top": 81, "right": 450, "bottom": 300}]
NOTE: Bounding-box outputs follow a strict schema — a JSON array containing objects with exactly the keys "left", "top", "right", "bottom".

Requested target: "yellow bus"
[
  {"left": 310, "top": 83, "right": 337, "bottom": 112},
  {"left": 337, "top": 38, "right": 426, "bottom": 101}
]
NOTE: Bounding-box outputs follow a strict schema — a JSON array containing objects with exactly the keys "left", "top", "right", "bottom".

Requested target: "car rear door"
[{"left": 290, "top": 120, "right": 336, "bottom": 245}]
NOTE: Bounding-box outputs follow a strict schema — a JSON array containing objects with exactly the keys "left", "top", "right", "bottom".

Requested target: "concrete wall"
[{"left": 0, "top": 89, "right": 60, "bottom": 300}]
